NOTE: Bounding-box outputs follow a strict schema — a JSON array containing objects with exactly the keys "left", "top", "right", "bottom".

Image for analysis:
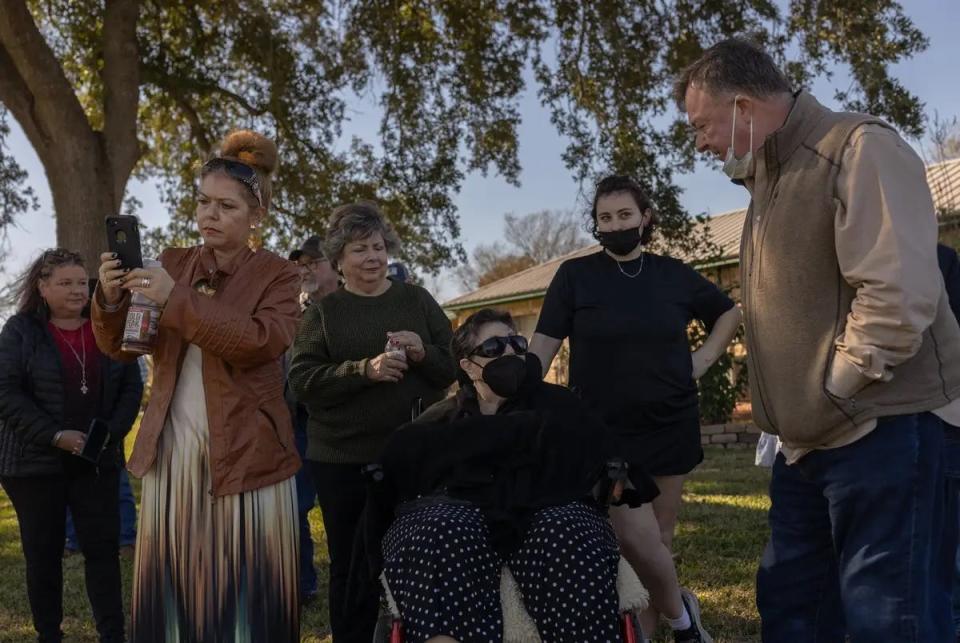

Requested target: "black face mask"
[
  {"left": 479, "top": 354, "right": 528, "bottom": 398},
  {"left": 598, "top": 226, "right": 642, "bottom": 256}
]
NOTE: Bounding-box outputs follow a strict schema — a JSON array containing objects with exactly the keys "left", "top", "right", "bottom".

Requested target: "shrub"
[{"left": 689, "top": 321, "right": 748, "bottom": 425}]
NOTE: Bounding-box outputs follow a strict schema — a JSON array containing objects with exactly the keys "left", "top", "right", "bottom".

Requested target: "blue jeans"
[
  {"left": 65, "top": 468, "right": 136, "bottom": 551},
  {"left": 757, "top": 412, "right": 950, "bottom": 642},
  {"left": 943, "top": 424, "right": 960, "bottom": 637},
  {"left": 294, "top": 417, "right": 319, "bottom": 600}
]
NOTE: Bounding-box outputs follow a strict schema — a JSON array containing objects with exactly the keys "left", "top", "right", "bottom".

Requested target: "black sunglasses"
[
  {"left": 469, "top": 335, "right": 528, "bottom": 359},
  {"left": 202, "top": 157, "right": 263, "bottom": 207}
]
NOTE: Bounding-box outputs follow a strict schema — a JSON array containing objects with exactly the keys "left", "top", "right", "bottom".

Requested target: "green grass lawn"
[{"left": 0, "top": 445, "right": 769, "bottom": 642}]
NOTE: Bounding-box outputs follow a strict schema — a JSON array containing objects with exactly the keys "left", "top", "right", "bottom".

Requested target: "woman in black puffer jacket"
[{"left": 0, "top": 249, "right": 143, "bottom": 643}]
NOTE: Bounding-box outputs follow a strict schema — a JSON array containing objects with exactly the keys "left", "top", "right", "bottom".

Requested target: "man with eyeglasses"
[
  {"left": 289, "top": 235, "right": 339, "bottom": 310},
  {"left": 675, "top": 38, "right": 960, "bottom": 641},
  {"left": 285, "top": 235, "right": 340, "bottom": 606}
]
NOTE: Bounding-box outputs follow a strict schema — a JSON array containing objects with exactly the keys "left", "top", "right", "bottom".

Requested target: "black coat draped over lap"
[{"left": 347, "top": 355, "right": 658, "bottom": 607}]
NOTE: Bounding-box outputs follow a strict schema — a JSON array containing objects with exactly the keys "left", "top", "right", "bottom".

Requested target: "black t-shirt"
[{"left": 536, "top": 251, "right": 734, "bottom": 433}]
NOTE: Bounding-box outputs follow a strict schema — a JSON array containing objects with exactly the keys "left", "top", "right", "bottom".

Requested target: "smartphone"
[
  {"left": 105, "top": 215, "right": 143, "bottom": 269},
  {"left": 78, "top": 418, "right": 110, "bottom": 463}
]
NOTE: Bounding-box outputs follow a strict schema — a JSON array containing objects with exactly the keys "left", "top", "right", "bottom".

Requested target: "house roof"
[
  {"left": 688, "top": 207, "right": 747, "bottom": 264},
  {"left": 445, "top": 157, "right": 960, "bottom": 310},
  {"left": 928, "top": 157, "right": 960, "bottom": 214}
]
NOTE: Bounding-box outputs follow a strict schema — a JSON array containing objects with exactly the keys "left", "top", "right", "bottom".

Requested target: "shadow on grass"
[{"left": 664, "top": 446, "right": 771, "bottom": 643}]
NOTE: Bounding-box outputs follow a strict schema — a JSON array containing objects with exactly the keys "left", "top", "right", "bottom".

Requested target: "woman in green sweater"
[{"left": 289, "top": 202, "right": 455, "bottom": 642}]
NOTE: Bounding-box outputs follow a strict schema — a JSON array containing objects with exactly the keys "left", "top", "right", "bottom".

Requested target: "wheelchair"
[
  {"left": 373, "top": 555, "right": 649, "bottom": 642},
  {"left": 370, "top": 462, "right": 649, "bottom": 642}
]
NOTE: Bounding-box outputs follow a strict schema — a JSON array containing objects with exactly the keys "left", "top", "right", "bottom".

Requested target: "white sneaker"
[{"left": 673, "top": 587, "right": 714, "bottom": 643}]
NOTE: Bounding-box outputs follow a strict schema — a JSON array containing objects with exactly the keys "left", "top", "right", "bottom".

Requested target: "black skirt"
[{"left": 619, "top": 417, "right": 704, "bottom": 477}]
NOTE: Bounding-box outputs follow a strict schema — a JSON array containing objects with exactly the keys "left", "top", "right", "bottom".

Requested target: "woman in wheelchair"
[{"left": 351, "top": 308, "right": 659, "bottom": 642}]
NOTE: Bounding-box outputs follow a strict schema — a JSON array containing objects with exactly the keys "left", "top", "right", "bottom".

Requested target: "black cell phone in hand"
[
  {"left": 78, "top": 418, "right": 110, "bottom": 463},
  {"left": 105, "top": 215, "right": 143, "bottom": 269}
]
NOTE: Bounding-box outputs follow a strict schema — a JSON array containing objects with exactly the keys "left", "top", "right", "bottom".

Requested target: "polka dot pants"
[{"left": 382, "top": 501, "right": 621, "bottom": 642}]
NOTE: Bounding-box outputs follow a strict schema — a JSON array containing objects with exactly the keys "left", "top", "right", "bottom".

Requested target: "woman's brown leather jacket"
[{"left": 92, "top": 245, "right": 302, "bottom": 497}]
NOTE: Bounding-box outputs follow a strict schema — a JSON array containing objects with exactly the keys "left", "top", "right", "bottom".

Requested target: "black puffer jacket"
[{"left": 0, "top": 311, "right": 144, "bottom": 477}]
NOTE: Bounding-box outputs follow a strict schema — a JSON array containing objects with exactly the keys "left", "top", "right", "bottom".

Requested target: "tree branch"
[
  {"left": 0, "top": 0, "right": 93, "bottom": 150},
  {"left": 0, "top": 42, "right": 49, "bottom": 155},
  {"left": 208, "top": 84, "right": 269, "bottom": 117},
  {"left": 171, "top": 92, "right": 213, "bottom": 155},
  {"left": 102, "top": 0, "right": 142, "bottom": 202},
  {"left": 141, "top": 61, "right": 269, "bottom": 118}
]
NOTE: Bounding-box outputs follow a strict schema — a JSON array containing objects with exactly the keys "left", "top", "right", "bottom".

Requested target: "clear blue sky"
[{"left": 3, "top": 1, "right": 959, "bottom": 300}]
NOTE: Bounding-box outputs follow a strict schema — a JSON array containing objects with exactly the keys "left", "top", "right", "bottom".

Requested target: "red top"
[{"left": 48, "top": 320, "right": 102, "bottom": 433}]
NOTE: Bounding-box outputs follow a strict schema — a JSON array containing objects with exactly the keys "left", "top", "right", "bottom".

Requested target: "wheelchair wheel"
[
  {"left": 621, "top": 612, "right": 648, "bottom": 643},
  {"left": 372, "top": 609, "right": 393, "bottom": 643}
]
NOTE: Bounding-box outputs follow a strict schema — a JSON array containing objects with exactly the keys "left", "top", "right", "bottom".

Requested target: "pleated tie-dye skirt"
[{"left": 130, "top": 345, "right": 299, "bottom": 643}]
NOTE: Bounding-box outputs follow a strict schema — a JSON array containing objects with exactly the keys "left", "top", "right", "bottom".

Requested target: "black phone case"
[
  {"left": 78, "top": 418, "right": 110, "bottom": 463},
  {"left": 105, "top": 215, "right": 143, "bottom": 269}
]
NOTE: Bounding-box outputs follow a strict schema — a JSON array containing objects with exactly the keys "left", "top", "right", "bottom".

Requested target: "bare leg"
[
  {"left": 427, "top": 637, "right": 459, "bottom": 643},
  {"left": 610, "top": 503, "right": 684, "bottom": 637},
  {"left": 651, "top": 474, "right": 687, "bottom": 551}
]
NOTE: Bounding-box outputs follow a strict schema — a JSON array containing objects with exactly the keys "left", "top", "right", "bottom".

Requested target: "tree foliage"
[
  {"left": 0, "top": 106, "right": 38, "bottom": 236},
  {"left": 691, "top": 320, "right": 748, "bottom": 425},
  {"left": 456, "top": 209, "right": 588, "bottom": 289},
  {"left": 928, "top": 112, "right": 960, "bottom": 163},
  {"left": 503, "top": 210, "right": 589, "bottom": 264},
  {"left": 0, "top": 0, "right": 930, "bottom": 272}
]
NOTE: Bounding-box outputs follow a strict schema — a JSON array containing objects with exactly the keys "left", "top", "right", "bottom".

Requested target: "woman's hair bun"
[{"left": 219, "top": 129, "right": 278, "bottom": 175}]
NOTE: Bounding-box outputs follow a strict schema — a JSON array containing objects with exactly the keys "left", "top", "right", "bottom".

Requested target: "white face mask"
[{"left": 722, "top": 94, "right": 755, "bottom": 180}]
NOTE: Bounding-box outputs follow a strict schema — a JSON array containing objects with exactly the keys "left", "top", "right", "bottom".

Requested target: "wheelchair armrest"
[{"left": 361, "top": 463, "right": 385, "bottom": 483}]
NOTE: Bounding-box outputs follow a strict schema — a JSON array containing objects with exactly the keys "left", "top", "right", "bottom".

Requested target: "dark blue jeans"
[
  {"left": 757, "top": 412, "right": 950, "bottom": 642},
  {"left": 943, "top": 424, "right": 960, "bottom": 637},
  {"left": 65, "top": 468, "right": 136, "bottom": 551},
  {"left": 294, "top": 420, "right": 319, "bottom": 600}
]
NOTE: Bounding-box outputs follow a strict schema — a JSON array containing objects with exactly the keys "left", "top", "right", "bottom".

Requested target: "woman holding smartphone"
[
  {"left": 93, "top": 130, "right": 303, "bottom": 642},
  {"left": 0, "top": 248, "right": 143, "bottom": 643}
]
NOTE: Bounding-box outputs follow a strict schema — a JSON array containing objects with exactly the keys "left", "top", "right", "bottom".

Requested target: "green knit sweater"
[{"left": 288, "top": 281, "right": 456, "bottom": 463}]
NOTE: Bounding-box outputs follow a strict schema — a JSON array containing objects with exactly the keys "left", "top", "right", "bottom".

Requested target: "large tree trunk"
[
  {"left": 0, "top": 0, "right": 140, "bottom": 270},
  {"left": 46, "top": 143, "right": 124, "bottom": 269}
]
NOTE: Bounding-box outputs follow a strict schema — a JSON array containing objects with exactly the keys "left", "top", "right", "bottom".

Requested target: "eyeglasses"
[
  {"left": 468, "top": 334, "right": 528, "bottom": 359},
  {"left": 298, "top": 258, "right": 328, "bottom": 269},
  {"left": 201, "top": 157, "right": 263, "bottom": 207}
]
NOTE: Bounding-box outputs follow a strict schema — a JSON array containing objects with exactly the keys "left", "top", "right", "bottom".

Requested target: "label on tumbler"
[
  {"left": 120, "top": 258, "right": 161, "bottom": 355},
  {"left": 121, "top": 303, "right": 160, "bottom": 354}
]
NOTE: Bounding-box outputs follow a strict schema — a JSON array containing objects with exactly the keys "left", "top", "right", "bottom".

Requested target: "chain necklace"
[
  {"left": 614, "top": 251, "right": 645, "bottom": 278},
  {"left": 52, "top": 323, "right": 89, "bottom": 395}
]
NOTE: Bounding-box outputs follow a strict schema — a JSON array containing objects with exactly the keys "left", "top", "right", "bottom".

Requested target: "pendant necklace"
[
  {"left": 615, "top": 252, "right": 645, "bottom": 278},
  {"left": 53, "top": 324, "right": 89, "bottom": 395}
]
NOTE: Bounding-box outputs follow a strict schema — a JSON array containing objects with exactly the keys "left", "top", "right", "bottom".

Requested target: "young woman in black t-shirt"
[{"left": 530, "top": 175, "right": 741, "bottom": 641}]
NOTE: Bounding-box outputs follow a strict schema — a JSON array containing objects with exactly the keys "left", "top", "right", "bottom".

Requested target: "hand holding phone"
[
  {"left": 98, "top": 253, "right": 127, "bottom": 305},
  {"left": 105, "top": 215, "right": 143, "bottom": 270},
  {"left": 77, "top": 418, "right": 110, "bottom": 463},
  {"left": 53, "top": 430, "right": 86, "bottom": 454}
]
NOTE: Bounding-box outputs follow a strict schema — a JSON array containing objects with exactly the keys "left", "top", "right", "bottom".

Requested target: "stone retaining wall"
[{"left": 701, "top": 422, "right": 761, "bottom": 448}]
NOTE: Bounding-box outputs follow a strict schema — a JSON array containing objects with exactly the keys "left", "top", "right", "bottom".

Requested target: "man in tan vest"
[{"left": 675, "top": 38, "right": 959, "bottom": 641}]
